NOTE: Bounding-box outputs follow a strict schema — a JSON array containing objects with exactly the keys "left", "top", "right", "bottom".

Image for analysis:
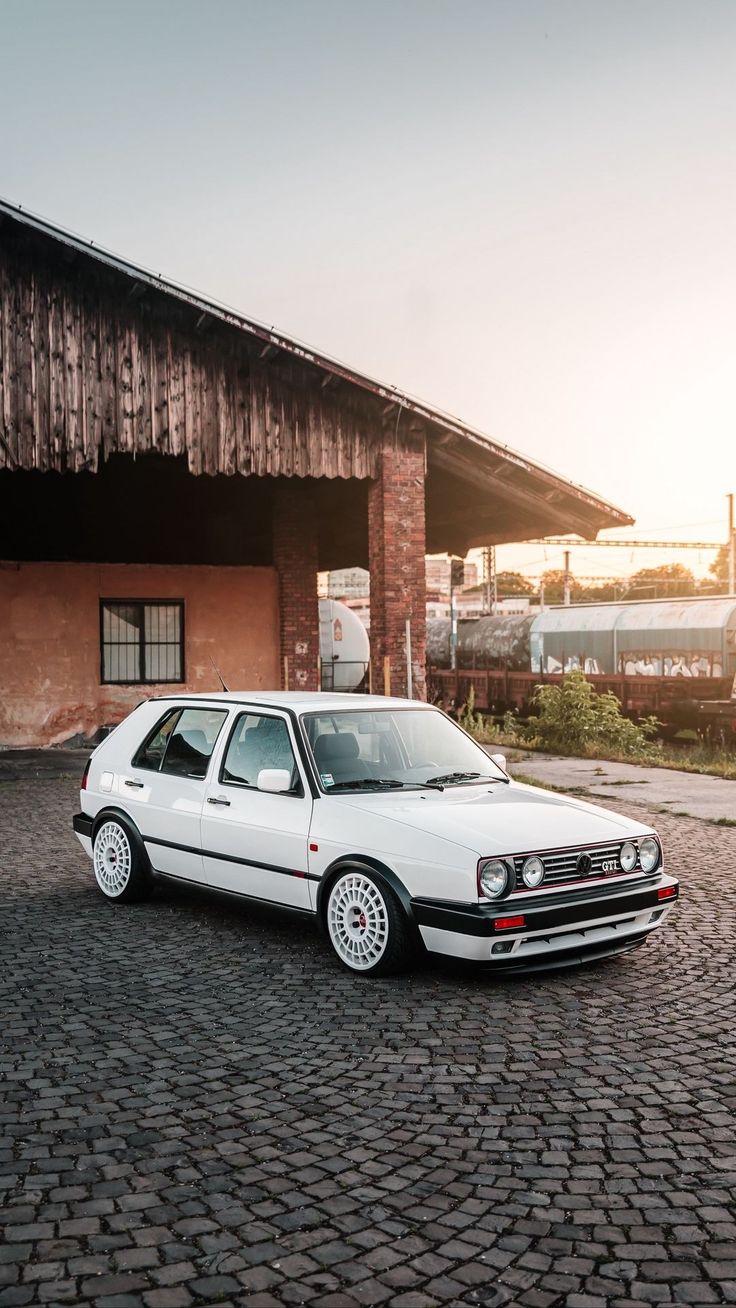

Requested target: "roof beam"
[{"left": 428, "top": 444, "right": 604, "bottom": 538}]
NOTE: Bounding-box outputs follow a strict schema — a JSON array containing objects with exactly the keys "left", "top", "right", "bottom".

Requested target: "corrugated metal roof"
[
  {"left": 615, "top": 598, "right": 736, "bottom": 634},
  {"left": 535, "top": 598, "right": 736, "bottom": 637}
]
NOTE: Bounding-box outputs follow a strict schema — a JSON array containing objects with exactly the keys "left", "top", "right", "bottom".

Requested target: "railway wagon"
[{"left": 428, "top": 598, "right": 736, "bottom": 734}]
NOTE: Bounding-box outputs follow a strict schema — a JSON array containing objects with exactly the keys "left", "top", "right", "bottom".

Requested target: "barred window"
[{"left": 100, "top": 601, "right": 184, "bottom": 684}]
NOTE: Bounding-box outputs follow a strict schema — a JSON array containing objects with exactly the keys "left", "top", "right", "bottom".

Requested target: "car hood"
[{"left": 335, "top": 780, "right": 652, "bottom": 857}]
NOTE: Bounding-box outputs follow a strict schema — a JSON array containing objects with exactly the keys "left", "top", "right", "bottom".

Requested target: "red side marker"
[{"left": 309, "top": 842, "right": 319, "bottom": 852}]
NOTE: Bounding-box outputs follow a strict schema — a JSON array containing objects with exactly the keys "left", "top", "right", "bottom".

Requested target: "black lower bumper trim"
[
  {"left": 413, "top": 877, "right": 678, "bottom": 937},
  {"left": 478, "top": 930, "right": 650, "bottom": 974},
  {"left": 72, "top": 812, "right": 94, "bottom": 839}
]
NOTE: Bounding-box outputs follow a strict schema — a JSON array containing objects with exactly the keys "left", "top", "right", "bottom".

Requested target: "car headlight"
[
  {"left": 521, "top": 855, "right": 545, "bottom": 888},
  {"left": 620, "top": 841, "right": 637, "bottom": 872},
  {"left": 639, "top": 837, "right": 660, "bottom": 873},
  {"left": 479, "top": 859, "right": 511, "bottom": 899}
]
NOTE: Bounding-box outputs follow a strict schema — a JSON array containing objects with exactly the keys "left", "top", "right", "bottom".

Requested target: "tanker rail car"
[{"left": 428, "top": 598, "right": 736, "bottom": 737}]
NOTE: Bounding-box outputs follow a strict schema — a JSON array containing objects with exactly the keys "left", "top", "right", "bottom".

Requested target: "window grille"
[{"left": 100, "top": 601, "right": 184, "bottom": 684}]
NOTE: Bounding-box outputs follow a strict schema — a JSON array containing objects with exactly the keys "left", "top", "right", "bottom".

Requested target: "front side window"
[
  {"left": 101, "top": 601, "right": 184, "bottom": 684},
  {"left": 133, "top": 707, "right": 227, "bottom": 778},
  {"left": 302, "top": 708, "right": 506, "bottom": 793},
  {"left": 221, "top": 713, "right": 299, "bottom": 790}
]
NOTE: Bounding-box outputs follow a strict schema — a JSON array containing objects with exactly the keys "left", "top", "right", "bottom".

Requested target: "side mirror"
[
  {"left": 489, "top": 752, "right": 508, "bottom": 774},
  {"left": 257, "top": 768, "right": 292, "bottom": 794}
]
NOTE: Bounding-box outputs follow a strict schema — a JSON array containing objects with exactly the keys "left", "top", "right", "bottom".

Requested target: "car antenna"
[{"left": 209, "top": 656, "right": 229, "bottom": 693}]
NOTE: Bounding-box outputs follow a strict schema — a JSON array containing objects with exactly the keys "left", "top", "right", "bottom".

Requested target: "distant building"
[
  {"left": 425, "top": 556, "right": 478, "bottom": 597},
  {"left": 327, "top": 567, "right": 370, "bottom": 600}
]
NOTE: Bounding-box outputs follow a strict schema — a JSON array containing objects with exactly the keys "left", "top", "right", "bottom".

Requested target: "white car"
[{"left": 73, "top": 692, "right": 679, "bottom": 976}]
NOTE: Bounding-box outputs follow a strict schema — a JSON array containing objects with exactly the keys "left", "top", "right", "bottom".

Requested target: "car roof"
[{"left": 148, "top": 691, "right": 436, "bottom": 714}]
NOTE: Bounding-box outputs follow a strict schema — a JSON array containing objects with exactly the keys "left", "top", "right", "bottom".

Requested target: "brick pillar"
[
  {"left": 368, "top": 439, "right": 427, "bottom": 699},
  {"left": 273, "top": 480, "right": 320, "bottom": 691}
]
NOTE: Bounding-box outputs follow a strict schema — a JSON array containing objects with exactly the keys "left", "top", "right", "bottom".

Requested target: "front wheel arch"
[{"left": 317, "top": 856, "right": 419, "bottom": 941}]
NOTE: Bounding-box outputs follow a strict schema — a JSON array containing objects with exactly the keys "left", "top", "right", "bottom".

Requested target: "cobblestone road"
[{"left": 2, "top": 772, "right": 736, "bottom": 1308}]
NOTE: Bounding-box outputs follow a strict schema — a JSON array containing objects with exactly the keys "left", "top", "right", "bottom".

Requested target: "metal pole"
[
  {"left": 563, "top": 550, "right": 571, "bottom": 606},
  {"left": 483, "top": 545, "right": 491, "bottom": 615},
  {"left": 729, "top": 493, "right": 735, "bottom": 595},
  {"left": 450, "top": 585, "right": 457, "bottom": 670},
  {"left": 405, "top": 618, "right": 413, "bottom": 699},
  {"left": 489, "top": 545, "right": 497, "bottom": 615}
]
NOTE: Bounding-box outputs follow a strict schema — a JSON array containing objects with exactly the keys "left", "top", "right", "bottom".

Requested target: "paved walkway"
[
  {"left": 2, "top": 774, "right": 736, "bottom": 1306},
  {"left": 508, "top": 754, "right": 736, "bottom": 824}
]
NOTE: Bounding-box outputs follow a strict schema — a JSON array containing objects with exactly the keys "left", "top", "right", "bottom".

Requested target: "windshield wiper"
[
  {"left": 327, "top": 778, "right": 406, "bottom": 790},
  {"left": 425, "top": 771, "right": 505, "bottom": 787}
]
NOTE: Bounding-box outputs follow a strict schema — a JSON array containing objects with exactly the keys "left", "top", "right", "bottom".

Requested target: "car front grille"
[{"left": 510, "top": 842, "right": 642, "bottom": 892}]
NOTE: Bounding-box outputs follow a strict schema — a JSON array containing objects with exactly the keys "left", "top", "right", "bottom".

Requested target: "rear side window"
[
  {"left": 133, "top": 707, "right": 228, "bottom": 779},
  {"left": 133, "top": 709, "right": 181, "bottom": 770}
]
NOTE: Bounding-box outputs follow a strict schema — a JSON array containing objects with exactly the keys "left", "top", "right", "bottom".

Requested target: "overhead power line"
[{"left": 521, "top": 538, "right": 721, "bottom": 550}]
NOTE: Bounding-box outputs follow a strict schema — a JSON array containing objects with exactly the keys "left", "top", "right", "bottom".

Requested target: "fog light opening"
[{"left": 492, "top": 941, "right": 515, "bottom": 955}]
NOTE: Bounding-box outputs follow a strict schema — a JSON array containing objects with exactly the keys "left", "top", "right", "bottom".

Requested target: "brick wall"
[
  {"left": 272, "top": 480, "right": 320, "bottom": 691},
  {"left": 0, "top": 561, "right": 279, "bottom": 747},
  {"left": 368, "top": 438, "right": 427, "bottom": 699}
]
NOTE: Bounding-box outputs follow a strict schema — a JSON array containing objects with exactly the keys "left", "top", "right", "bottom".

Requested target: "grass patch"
[
  {"left": 458, "top": 672, "right": 736, "bottom": 781},
  {"left": 598, "top": 779, "right": 647, "bottom": 787},
  {"left": 471, "top": 726, "right": 736, "bottom": 781}
]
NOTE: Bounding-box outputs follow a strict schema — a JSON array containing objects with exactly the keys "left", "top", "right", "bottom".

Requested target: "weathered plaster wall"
[{"left": 0, "top": 562, "right": 280, "bottom": 747}]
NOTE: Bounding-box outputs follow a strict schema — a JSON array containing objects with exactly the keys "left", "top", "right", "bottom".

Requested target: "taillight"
[{"left": 81, "top": 758, "right": 91, "bottom": 791}]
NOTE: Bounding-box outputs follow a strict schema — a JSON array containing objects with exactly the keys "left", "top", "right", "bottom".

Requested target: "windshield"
[{"left": 301, "top": 708, "right": 506, "bottom": 793}]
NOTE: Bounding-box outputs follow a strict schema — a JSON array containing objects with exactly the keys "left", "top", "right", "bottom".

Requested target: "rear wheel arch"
[
  {"left": 92, "top": 804, "right": 141, "bottom": 839},
  {"left": 91, "top": 807, "right": 151, "bottom": 868},
  {"left": 90, "top": 809, "right": 153, "bottom": 902}
]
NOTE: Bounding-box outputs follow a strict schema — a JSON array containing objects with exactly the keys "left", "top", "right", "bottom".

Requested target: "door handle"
[
  {"left": 124, "top": 779, "right": 144, "bottom": 789},
  {"left": 207, "top": 796, "right": 231, "bottom": 807}
]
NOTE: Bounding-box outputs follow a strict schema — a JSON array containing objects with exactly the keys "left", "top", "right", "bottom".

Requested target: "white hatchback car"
[{"left": 73, "top": 692, "right": 679, "bottom": 976}]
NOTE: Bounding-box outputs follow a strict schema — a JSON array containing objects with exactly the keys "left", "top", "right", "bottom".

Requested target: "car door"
[
  {"left": 200, "top": 709, "right": 313, "bottom": 910},
  {"left": 119, "top": 704, "right": 229, "bottom": 880}
]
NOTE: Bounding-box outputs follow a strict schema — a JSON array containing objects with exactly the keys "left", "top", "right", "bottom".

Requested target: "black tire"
[
  {"left": 324, "top": 867, "right": 412, "bottom": 976},
  {"left": 92, "top": 814, "right": 152, "bottom": 903}
]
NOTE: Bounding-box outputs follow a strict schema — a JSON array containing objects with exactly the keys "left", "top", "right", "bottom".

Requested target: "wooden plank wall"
[{"left": 0, "top": 233, "right": 390, "bottom": 479}]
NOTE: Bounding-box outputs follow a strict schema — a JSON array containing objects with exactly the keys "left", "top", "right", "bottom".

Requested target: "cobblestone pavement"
[{"left": 2, "top": 774, "right": 736, "bottom": 1308}]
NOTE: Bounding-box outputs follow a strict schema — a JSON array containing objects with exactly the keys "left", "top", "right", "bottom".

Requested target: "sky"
[{"left": 2, "top": 0, "right": 734, "bottom": 582}]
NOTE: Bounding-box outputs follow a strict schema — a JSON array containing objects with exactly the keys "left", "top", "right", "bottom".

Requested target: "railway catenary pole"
[
  {"left": 729, "top": 493, "right": 735, "bottom": 595},
  {"left": 563, "top": 550, "right": 571, "bottom": 606}
]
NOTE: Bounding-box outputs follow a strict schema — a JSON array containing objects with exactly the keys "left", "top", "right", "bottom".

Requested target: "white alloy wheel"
[
  {"left": 93, "top": 821, "right": 133, "bottom": 897},
  {"left": 327, "top": 872, "right": 390, "bottom": 971}
]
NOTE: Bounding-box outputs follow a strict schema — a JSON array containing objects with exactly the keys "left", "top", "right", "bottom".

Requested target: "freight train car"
[{"left": 428, "top": 598, "right": 736, "bottom": 735}]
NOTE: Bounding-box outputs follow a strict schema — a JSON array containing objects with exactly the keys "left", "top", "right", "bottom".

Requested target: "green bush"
[{"left": 523, "top": 669, "right": 658, "bottom": 758}]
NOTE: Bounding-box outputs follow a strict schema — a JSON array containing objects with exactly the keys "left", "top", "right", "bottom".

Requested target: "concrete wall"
[{"left": 0, "top": 562, "right": 280, "bottom": 747}]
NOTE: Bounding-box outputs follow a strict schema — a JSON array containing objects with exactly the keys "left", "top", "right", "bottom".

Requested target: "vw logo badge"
[{"left": 576, "top": 852, "right": 593, "bottom": 876}]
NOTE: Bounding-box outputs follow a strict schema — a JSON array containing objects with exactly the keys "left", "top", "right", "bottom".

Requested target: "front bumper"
[{"left": 413, "top": 874, "right": 679, "bottom": 971}]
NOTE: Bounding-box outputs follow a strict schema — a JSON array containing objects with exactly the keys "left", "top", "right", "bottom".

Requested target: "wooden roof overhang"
[{"left": 0, "top": 198, "right": 633, "bottom": 557}]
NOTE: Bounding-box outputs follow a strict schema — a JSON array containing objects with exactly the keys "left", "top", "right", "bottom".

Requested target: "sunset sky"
[{"left": 2, "top": 0, "right": 734, "bottom": 581}]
